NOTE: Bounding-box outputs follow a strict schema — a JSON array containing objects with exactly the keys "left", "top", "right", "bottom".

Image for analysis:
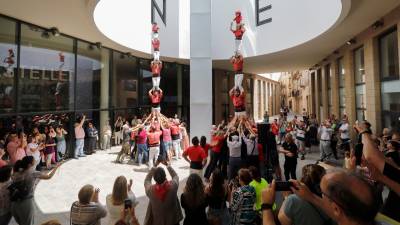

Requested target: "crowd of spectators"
[{"left": 0, "top": 107, "right": 399, "bottom": 225}]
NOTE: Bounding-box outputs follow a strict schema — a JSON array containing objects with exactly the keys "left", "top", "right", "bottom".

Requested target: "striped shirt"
[
  {"left": 231, "top": 185, "right": 257, "bottom": 225},
  {"left": 70, "top": 201, "right": 107, "bottom": 225}
]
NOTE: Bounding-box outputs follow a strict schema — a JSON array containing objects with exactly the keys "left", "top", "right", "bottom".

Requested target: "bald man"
[{"left": 291, "top": 171, "right": 380, "bottom": 225}]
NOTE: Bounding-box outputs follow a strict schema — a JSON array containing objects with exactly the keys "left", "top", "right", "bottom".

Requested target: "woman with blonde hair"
[{"left": 106, "top": 176, "right": 139, "bottom": 225}]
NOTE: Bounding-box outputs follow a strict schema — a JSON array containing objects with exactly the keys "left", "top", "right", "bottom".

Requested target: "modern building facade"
[{"left": 283, "top": 5, "right": 400, "bottom": 136}]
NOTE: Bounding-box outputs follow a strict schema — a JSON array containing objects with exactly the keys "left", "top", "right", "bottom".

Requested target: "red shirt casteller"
[
  {"left": 148, "top": 130, "right": 162, "bottom": 146},
  {"left": 232, "top": 28, "right": 244, "bottom": 39},
  {"left": 211, "top": 135, "right": 225, "bottom": 153},
  {"left": 231, "top": 57, "right": 243, "bottom": 72},
  {"left": 183, "top": 145, "right": 207, "bottom": 162},
  {"left": 234, "top": 15, "right": 242, "bottom": 24},
  {"left": 152, "top": 39, "right": 160, "bottom": 51},
  {"left": 149, "top": 91, "right": 163, "bottom": 104},
  {"left": 230, "top": 92, "right": 245, "bottom": 108},
  {"left": 152, "top": 24, "right": 159, "bottom": 33},
  {"left": 151, "top": 61, "right": 162, "bottom": 75},
  {"left": 202, "top": 143, "right": 211, "bottom": 157}
]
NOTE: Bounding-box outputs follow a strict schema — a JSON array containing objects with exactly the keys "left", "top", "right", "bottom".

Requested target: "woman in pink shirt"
[
  {"left": 7, "top": 133, "right": 26, "bottom": 164},
  {"left": 162, "top": 123, "right": 173, "bottom": 160}
]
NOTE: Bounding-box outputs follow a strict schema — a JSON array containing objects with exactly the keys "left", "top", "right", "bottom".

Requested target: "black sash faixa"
[{"left": 190, "top": 161, "right": 203, "bottom": 170}]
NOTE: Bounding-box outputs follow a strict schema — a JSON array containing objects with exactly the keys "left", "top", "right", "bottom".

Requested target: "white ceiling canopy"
[{"left": 93, "top": 0, "right": 346, "bottom": 60}]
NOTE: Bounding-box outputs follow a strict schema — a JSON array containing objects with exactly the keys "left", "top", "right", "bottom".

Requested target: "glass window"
[
  {"left": 160, "top": 62, "right": 178, "bottom": 117},
  {"left": 112, "top": 52, "right": 138, "bottom": 108},
  {"left": 355, "top": 84, "right": 366, "bottom": 121},
  {"left": 318, "top": 69, "right": 322, "bottom": 106},
  {"left": 76, "top": 41, "right": 109, "bottom": 110},
  {"left": 338, "top": 57, "right": 345, "bottom": 87},
  {"left": 379, "top": 29, "right": 399, "bottom": 80},
  {"left": 139, "top": 59, "right": 153, "bottom": 109},
  {"left": 19, "top": 24, "right": 75, "bottom": 112},
  {"left": 381, "top": 80, "right": 400, "bottom": 129},
  {"left": 354, "top": 47, "right": 365, "bottom": 84},
  {"left": 339, "top": 88, "right": 345, "bottom": 108},
  {"left": 0, "top": 17, "right": 17, "bottom": 113}
]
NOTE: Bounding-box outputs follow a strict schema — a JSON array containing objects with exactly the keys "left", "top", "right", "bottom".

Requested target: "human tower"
[
  {"left": 228, "top": 11, "right": 256, "bottom": 134},
  {"left": 132, "top": 23, "right": 171, "bottom": 129}
]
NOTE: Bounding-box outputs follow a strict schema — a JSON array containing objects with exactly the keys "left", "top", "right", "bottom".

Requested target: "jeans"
[
  {"left": 149, "top": 146, "right": 160, "bottom": 168},
  {"left": 320, "top": 140, "right": 332, "bottom": 160},
  {"left": 74, "top": 138, "right": 84, "bottom": 157},
  {"left": 137, "top": 143, "right": 148, "bottom": 165},
  {"left": 172, "top": 139, "right": 181, "bottom": 158}
]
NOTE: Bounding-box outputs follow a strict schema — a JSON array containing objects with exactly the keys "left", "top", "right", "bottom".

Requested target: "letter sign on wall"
[
  {"left": 151, "top": 0, "right": 166, "bottom": 26},
  {"left": 255, "top": 0, "right": 272, "bottom": 26}
]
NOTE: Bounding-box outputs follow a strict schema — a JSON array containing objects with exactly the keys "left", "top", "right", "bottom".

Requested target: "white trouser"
[
  {"left": 235, "top": 39, "right": 242, "bottom": 53},
  {"left": 152, "top": 76, "right": 160, "bottom": 89},
  {"left": 234, "top": 73, "right": 244, "bottom": 91},
  {"left": 115, "top": 131, "right": 123, "bottom": 145},
  {"left": 153, "top": 51, "right": 160, "bottom": 61},
  {"left": 173, "top": 140, "right": 181, "bottom": 158},
  {"left": 148, "top": 146, "right": 160, "bottom": 168},
  {"left": 152, "top": 107, "right": 161, "bottom": 112},
  {"left": 235, "top": 111, "right": 247, "bottom": 117},
  {"left": 152, "top": 32, "right": 159, "bottom": 39}
]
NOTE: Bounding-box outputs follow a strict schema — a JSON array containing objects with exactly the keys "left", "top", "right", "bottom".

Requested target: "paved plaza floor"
[{"left": 10, "top": 144, "right": 330, "bottom": 225}]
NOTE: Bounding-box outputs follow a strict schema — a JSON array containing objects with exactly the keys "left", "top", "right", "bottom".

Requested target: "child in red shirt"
[{"left": 183, "top": 136, "right": 207, "bottom": 176}]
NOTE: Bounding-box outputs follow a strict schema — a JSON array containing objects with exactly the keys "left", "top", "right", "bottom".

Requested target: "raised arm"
[
  {"left": 144, "top": 168, "right": 156, "bottom": 196},
  {"left": 167, "top": 165, "right": 179, "bottom": 186},
  {"left": 79, "top": 115, "right": 86, "bottom": 127},
  {"left": 40, "top": 163, "right": 62, "bottom": 180}
]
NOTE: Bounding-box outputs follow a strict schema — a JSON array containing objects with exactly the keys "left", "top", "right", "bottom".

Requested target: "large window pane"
[
  {"left": 356, "top": 84, "right": 366, "bottom": 121},
  {"left": 338, "top": 57, "right": 345, "bottom": 87},
  {"left": 354, "top": 47, "right": 365, "bottom": 84},
  {"left": 0, "top": 17, "right": 16, "bottom": 112},
  {"left": 339, "top": 88, "right": 345, "bottom": 108},
  {"left": 112, "top": 52, "right": 138, "bottom": 108},
  {"left": 77, "top": 41, "right": 109, "bottom": 110},
  {"left": 379, "top": 29, "right": 399, "bottom": 80},
  {"left": 19, "top": 24, "right": 74, "bottom": 112},
  {"left": 381, "top": 80, "right": 400, "bottom": 130},
  {"left": 139, "top": 59, "right": 153, "bottom": 108}
]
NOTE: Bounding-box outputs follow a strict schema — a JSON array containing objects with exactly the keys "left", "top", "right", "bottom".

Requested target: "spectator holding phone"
[
  {"left": 106, "top": 176, "right": 138, "bottom": 225},
  {"left": 279, "top": 134, "right": 298, "bottom": 180},
  {"left": 278, "top": 164, "right": 329, "bottom": 225}
]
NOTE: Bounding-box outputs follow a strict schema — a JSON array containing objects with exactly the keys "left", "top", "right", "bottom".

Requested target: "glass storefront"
[
  {"left": 0, "top": 15, "right": 190, "bottom": 141},
  {"left": 19, "top": 24, "right": 75, "bottom": 112},
  {"left": 379, "top": 28, "right": 400, "bottom": 130},
  {"left": 337, "top": 57, "right": 345, "bottom": 118},
  {"left": 0, "top": 17, "right": 17, "bottom": 113},
  {"left": 354, "top": 46, "right": 366, "bottom": 121}
]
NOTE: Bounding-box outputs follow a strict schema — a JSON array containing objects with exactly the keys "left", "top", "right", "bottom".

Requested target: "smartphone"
[
  {"left": 124, "top": 199, "right": 132, "bottom": 209},
  {"left": 275, "top": 181, "right": 293, "bottom": 191}
]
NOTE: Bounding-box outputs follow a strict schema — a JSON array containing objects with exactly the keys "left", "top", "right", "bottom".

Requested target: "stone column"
[
  {"left": 343, "top": 50, "right": 357, "bottom": 138},
  {"left": 100, "top": 49, "right": 110, "bottom": 146},
  {"left": 190, "top": 0, "right": 212, "bottom": 138},
  {"left": 364, "top": 38, "right": 381, "bottom": 134},
  {"left": 314, "top": 70, "right": 321, "bottom": 121},
  {"left": 321, "top": 66, "right": 329, "bottom": 120},
  {"left": 331, "top": 60, "right": 340, "bottom": 118},
  {"left": 253, "top": 78, "right": 259, "bottom": 120},
  {"left": 310, "top": 72, "right": 316, "bottom": 115}
]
